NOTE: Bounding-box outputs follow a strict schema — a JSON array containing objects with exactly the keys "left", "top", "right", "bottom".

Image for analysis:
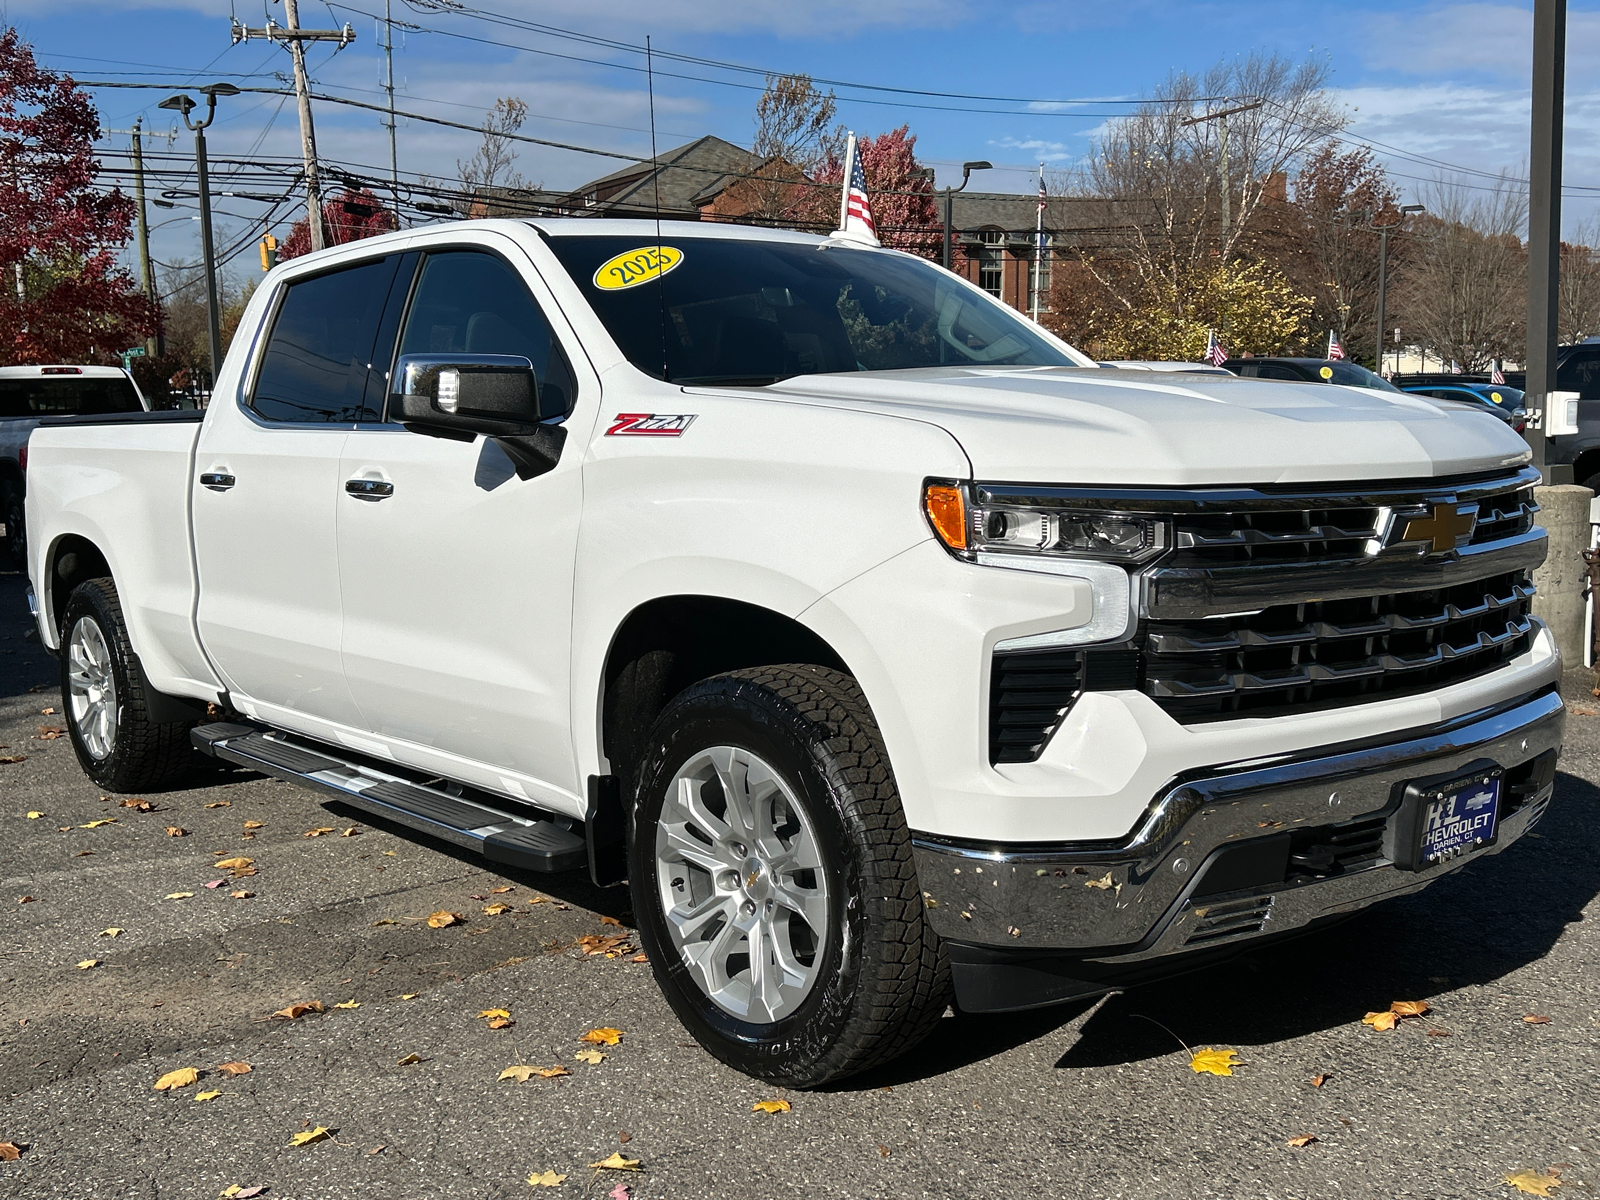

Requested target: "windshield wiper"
[{"left": 673, "top": 374, "right": 793, "bottom": 387}]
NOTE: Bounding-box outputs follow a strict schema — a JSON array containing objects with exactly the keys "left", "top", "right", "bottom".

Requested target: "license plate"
[{"left": 1419, "top": 776, "right": 1500, "bottom": 865}]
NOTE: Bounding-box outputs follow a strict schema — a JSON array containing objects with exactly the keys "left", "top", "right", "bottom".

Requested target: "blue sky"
[{"left": 7, "top": 0, "right": 1599, "bottom": 284}]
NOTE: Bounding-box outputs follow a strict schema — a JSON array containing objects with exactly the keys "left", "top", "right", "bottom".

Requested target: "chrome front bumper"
[{"left": 913, "top": 687, "right": 1563, "bottom": 965}]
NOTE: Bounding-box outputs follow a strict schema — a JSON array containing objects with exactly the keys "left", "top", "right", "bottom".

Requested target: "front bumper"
[{"left": 913, "top": 687, "right": 1563, "bottom": 1011}]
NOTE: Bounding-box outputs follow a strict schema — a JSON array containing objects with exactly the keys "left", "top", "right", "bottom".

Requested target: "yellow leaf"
[
  {"left": 213, "top": 857, "right": 253, "bottom": 870},
  {"left": 0, "top": 1142, "right": 21, "bottom": 1161},
  {"left": 489, "top": 886, "right": 513, "bottom": 894},
  {"left": 1362, "top": 1011, "right": 1399, "bottom": 1031},
  {"left": 165, "top": 827, "right": 188, "bottom": 837},
  {"left": 573, "top": 1049, "right": 607, "bottom": 1065},
  {"left": 194, "top": 1090, "right": 222, "bottom": 1103},
  {"left": 1188, "top": 1048, "right": 1241, "bottom": 1076},
  {"left": 488, "top": 1017, "right": 515, "bottom": 1030},
  {"left": 580, "top": 1027, "right": 623, "bottom": 1045},
  {"left": 80, "top": 819, "right": 116, "bottom": 828},
  {"left": 479, "top": 1008, "right": 512, "bottom": 1020},
  {"left": 288, "top": 1126, "right": 331, "bottom": 1147},
  {"left": 99, "top": 927, "right": 123, "bottom": 937},
  {"left": 382, "top": 850, "right": 397, "bottom": 856},
  {"left": 332, "top": 1000, "right": 360, "bottom": 1009},
  {"left": 483, "top": 903, "right": 512, "bottom": 915},
  {"left": 204, "top": 801, "right": 231, "bottom": 808},
  {"left": 1504, "top": 1171, "right": 1563, "bottom": 1197},
  {"left": 751, "top": 1099, "right": 791, "bottom": 1114},
  {"left": 1286, "top": 1134, "right": 1318, "bottom": 1148},
  {"left": 230, "top": 890, "right": 254, "bottom": 899},
  {"left": 26, "top": 811, "right": 43, "bottom": 819},
  {"left": 165, "top": 892, "right": 195, "bottom": 900},
  {"left": 427, "top": 910, "right": 464, "bottom": 928},
  {"left": 340, "top": 826, "right": 360, "bottom": 837},
  {"left": 303, "top": 827, "right": 336, "bottom": 838},
  {"left": 587, "top": 1153, "right": 641, "bottom": 1171},
  {"left": 242, "top": 821, "right": 265, "bottom": 829},
  {"left": 396, "top": 1053, "right": 423, "bottom": 1065},
  {"left": 76, "top": 959, "right": 97, "bottom": 970},
  {"left": 526, "top": 1170, "right": 568, "bottom": 1187},
  {"left": 1389, "top": 1000, "right": 1430, "bottom": 1018},
  {"left": 153, "top": 1067, "right": 200, "bottom": 1090},
  {"left": 1084, "top": 872, "right": 1114, "bottom": 890},
  {"left": 499, "top": 1064, "right": 570, "bottom": 1081},
  {"left": 400, "top": 993, "right": 420, "bottom": 1000},
  {"left": 216, "top": 1061, "right": 252, "bottom": 1076}
]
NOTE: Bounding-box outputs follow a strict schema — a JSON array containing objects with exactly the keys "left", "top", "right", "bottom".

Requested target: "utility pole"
[
  {"left": 231, "top": 4, "right": 356, "bottom": 253},
  {"left": 160, "top": 84, "right": 238, "bottom": 388},
  {"left": 1181, "top": 98, "right": 1264, "bottom": 247},
  {"left": 1527, "top": 0, "right": 1566, "bottom": 482},
  {"left": 1372, "top": 204, "right": 1425, "bottom": 375},
  {"left": 383, "top": 0, "right": 399, "bottom": 219},
  {"left": 105, "top": 118, "right": 174, "bottom": 357}
]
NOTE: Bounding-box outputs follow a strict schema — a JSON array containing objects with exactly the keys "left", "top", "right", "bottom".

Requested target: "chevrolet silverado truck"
[{"left": 25, "top": 219, "right": 1563, "bottom": 1086}]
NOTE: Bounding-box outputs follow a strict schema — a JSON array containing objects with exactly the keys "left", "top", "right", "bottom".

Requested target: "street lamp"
[
  {"left": 1373, "top": 203, "right": 1426, "bottom": 376},
  {"left": 160, "top": 83, "right": 239, "bottom": 388},
  {"left": 942, "top": 161, "right": 992, "bottom": 270}
]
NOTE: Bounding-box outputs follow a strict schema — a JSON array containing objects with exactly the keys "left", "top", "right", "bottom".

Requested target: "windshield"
[
  {"left": 0, "top": 374, "right": 142, "bottom": 418},
  {"left": 1325, "top": 362, "right": 1402, "bottom": 392},
  {"left": 543, "top": 234, "right": 1082, "bottom": 383}
]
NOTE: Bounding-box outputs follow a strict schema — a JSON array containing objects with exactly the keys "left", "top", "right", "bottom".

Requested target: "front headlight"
[{"left": 923, "top": 481, "right": 1170, "bottom": 564}]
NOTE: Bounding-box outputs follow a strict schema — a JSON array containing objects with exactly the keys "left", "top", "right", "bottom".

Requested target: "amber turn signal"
[{"left": 924, "top": 484, "right": 967, "bottom": 550}]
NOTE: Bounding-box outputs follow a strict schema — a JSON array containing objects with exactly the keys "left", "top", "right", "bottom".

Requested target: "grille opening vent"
[
  {"left": 1285, "top": 815, "right": 1388, "bottom": 883},
  {"left": 1185, "top": 895, "right": 1274, "bottom": 946},
  {"left": 990, "top": 649, "right": 1081, "bottom": 764}
]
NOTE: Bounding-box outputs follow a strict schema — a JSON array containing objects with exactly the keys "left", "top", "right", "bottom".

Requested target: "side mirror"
[{"left": 392, "top": 354, "right": 541, "bottom": 439}]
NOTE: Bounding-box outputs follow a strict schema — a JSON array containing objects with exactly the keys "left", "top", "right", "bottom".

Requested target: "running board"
[{"left": 190, "top": 722, "right": 587, "bottom": 873}]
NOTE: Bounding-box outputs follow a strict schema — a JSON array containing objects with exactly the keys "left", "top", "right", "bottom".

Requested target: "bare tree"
[
  {"left": 458, "top": 97, "right": 529, "bottom": 215},
  {"left": 1397, "top": 174, "right": 1526, "bottom": 371},
  {"left": 1559, "top": 216, "right": 1600, "bottom": 344},
  {"left": 730, "top": 74, "right": 843, "bottom": 225}
]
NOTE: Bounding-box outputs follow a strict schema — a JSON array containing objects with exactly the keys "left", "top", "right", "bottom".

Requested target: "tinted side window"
[
  {"left": 1256, "top": 364, "right": 1304, "bottom": 381},
  {"left": 1559, "top": 349, "right": 1600, "bottom": 398},
  {"left": 0, "top": 377, "right": 141, "bottom": 417},
  {"left": 395, "top": 250, "right": 575, "bottom": 418},
  {"left": 252, "top": 256, "right": 402, "bottom": 423}
]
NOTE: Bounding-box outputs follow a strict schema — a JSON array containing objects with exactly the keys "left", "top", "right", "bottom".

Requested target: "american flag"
[
  {"left": 1491, "top": 360, "right": 1505, "bottom": 385},
  {"left": 1327, "top": 330, "right": 1346, "bottom": 361},
  {"left": 1038, "top": 175, "right": 1047, "bottom": 214},
  {"left": 845, "top": 143, "right": 877, "bottom": 237},
  {"left": 1205, "top": 330, "right": 1228, "bottom": 367}
]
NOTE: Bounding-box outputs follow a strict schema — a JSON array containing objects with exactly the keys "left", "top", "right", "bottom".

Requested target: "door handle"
[
  {"left": 345, "top": 478, "right": 394, "bottom": 500},
  {"left": 200, "top": 472, "right": 235, "bottom": 492}
]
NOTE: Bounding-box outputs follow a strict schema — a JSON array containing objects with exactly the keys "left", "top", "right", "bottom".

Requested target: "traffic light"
[{"left": 259, "top": 233, "right": 279, "bottom": 271}]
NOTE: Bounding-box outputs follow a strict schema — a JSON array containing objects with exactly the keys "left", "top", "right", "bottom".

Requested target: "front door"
[
  {"left": 336, "top": 243, "right": 588, "bottom": 804},
  {"left": 193, "top": 252, "right": 408, "bottom": 731}
]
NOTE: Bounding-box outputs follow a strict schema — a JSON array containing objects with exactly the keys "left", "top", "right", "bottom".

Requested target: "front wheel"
[{"left": 629, "top": 665, "right": 950, "bottom": 1087}]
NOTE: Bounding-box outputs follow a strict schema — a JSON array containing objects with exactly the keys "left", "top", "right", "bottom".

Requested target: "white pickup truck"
[{"left": 25, "top": 219, "right": 1563, "bottom": 1086}]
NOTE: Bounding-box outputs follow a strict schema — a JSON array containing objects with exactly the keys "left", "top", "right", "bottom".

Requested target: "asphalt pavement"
[{"left": 2, "top": 568, "right": 1598, "bottom": 1200}]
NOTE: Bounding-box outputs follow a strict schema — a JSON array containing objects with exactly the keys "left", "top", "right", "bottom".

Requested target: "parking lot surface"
[{"left": 2, "top": 572, "right": 1598, "bottom": 1200}]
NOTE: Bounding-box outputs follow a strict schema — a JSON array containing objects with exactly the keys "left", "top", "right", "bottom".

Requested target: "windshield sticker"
[
  {"left": 593, "top": 245, "right": 684, "bottom": 291},
  {"left": 606, "top": 412, "right": 697, "bottom": 437}
]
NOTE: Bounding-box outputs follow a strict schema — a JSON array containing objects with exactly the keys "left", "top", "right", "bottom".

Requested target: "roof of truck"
[
  {"left": 0, "top": 365, "right": 131, "bottom": 378},
  {"left": 524, "top": 217, "right": 837, "bottom": 246}
]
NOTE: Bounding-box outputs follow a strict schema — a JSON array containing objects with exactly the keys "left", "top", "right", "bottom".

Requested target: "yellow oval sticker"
[
  {"left": 593, "top": 245, "right": 684, "bottom": 291},
  {"left": 1490, "top": 391, "right": 1503, "bottom": 403},
  {"left": 1319, "top": 365, "right": 1334, "bottom": 379}
]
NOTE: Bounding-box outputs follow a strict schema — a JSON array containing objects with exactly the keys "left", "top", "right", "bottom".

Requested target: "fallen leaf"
[
  {"left": 489, "top": 886, "right": 513, "bottom": 894},
  {"left": 527, "top": 895, "right": 549, "bottom": 904},
  {"left": 488, "top": 1017, "right": 515, "bottom": 1029},
  {"left": 165, "top": 827, "right": 188, "bottom": 837},
  {"left": 526, "top": 1170, "right": 568, "bottom": 1188},
  {"left": 220, "top": 1188, "right": 267, "bottom": 1198},
  {"left": 368, "top": 1146, "right": 385, "bottom": 1156},
  {"left": 479, "top": 1008, "right": 512, "bottom": 1020},
  {"left": 600, "top": 915, "right": 623, "bottom": 928},
  {"left": 288, "top": 1126, "right": 331, "bottom": 1146},
  {"left": 1310, "top": 1073, "right": 1331, "bottom": 1088},
  {"left": 302, "top": 827, "right": 336, "bottom": 838},
  {"left": 483, "top": 902, "right": 512, "bottom": 915},
  {"left": 427, "top": 910, "right": 464, "bottom": 928},
  {"left": 1286, "top": 1135, "right": 1319, "bottom": 1148},
  {"left": 401, "top": 993, "right": 420, "bottom": 1000},
  {"left": 0, "top": 755, "right": 26, "bottom": 765},
  {"left": 271, "top": 1001, "right": 324, "bottom": 1020},
  {"left": 118, "top": 799, "right": 152, "bottom": 811},
  {"left": 17, "top": 896, "right": 34, "bottom": 904},
  {"left": 204, "top": 879, "right": 227, "bottom": 889},
  {"left": 878, "top": 1145, "right": 891, "bottom": 1158},
  {"left": 588, "top": 1153, "right": 641, "bottom": 1172},
  {"left": 340, "top": 826, "right": 360, "bottom": 837},
  {"left": 1188, "top": 1047, "right": 1241, "bottom": 1076},
  {"left": 1504, "top": 1171, "right": 1563, "bottom": 1197},
  {"left": 242, "top": 820, "right": 265, "bottom": 830},
  {"left": 1362, "top": 1011, "right": 1399, "bottom": 1031},
  {"left": 230, "top": 890, "right": 255, "bottom": 899},
  {"left": 204, "top": 801, "right": 232, "bottom": 809},
  {"left": 76, "top": 959, "right": 97, "bottom": 970},
  {"left": 213, "top": 857, "right": 253, "bottom": 870},
  {"left": 35, "top": 725, "right": 64, "bottom": 739},
  {"left": 73, "top": 850, "right": 93, "bottom": 857},
  {"left": 629, "top": 953, "right": 648, "bottom": 964},
  {"left": 332, "top": 1000, "right": 360, "bottom": 1010},
  {"left": 382, "top": 850, "right": 396, "bottom": 857},
  {"left": 153, "top": 1067, "right": 200, "bottom": 1090},
  {"left": 609, "top": 1184, "right": 632, "bottom": 1200},
  {"left": 194, "top": 1090, "right": 222, "bottom": 1103},
  {"left": 216, "top": 1061, "right": 252, "bottom": 1076},
  {"left": 25, "top": 811, "right": 43, "bottom": 819},
  {"left": 80, "top": 819, "right": 116, "bottom": 828},
  {"left": 99, "top": 927, "right": 123, "bottom": 938},
  {"left": 1389, "top": 1000, "right": 1430, "bottom": 1018},
  {"left": 580, "top": 1027, "right": 623, "bottom": 1046},
  {"left": 40, "top": 706, "right": 56, "bottom": 715},
  {"left": 1084, "top": 871, "right": 1114, "bottom": 889},
  {"left": 500, "top": 1065, "right": 570, "bottom": 1081},
  {"left": 752, "top": 1099, "right": 791, "bottom": 1114},
  {"left": 574, "top": 1049, "right": 607, "bottom": 1064},
  {"left": 1427, "top": 1028, "right": 1452, "bottom": 1038},
  {"left": 0, "top": 1142, "right": 21, "bottom": 1161},
  {"left": 1524, "top": 1015, "right": 1552, "bottom": 1024},
  {"left": 396, "top": 1053, "right": 423, "bottom": 1066},
  {"left": 165, "top": 892, "right": 195, "bottom": 900},
  {"left": 619, "top": 1132, "right": 630, "bottom": 1144}
]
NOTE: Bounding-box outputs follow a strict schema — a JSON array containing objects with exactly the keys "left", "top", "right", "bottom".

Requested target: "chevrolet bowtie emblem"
[{"left": 1401, "top": 502, "right": 1478, "bottom": 553}]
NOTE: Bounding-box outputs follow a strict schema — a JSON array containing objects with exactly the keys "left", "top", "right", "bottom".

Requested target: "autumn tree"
[
  {"left": 0, "top": 29, "right": 157, "bottom": 363},
  {"left": 724, "top": 74, "right": 844, "bottom": 225},
  {"left": 1559, "top": 220, "right": 1600, "bottom": 344},
  {"left": 279, "top": 186, "right": 399, "bottom": 260},
  {"left": 807, "top": 126, "right": 939, "bottom": 257}
]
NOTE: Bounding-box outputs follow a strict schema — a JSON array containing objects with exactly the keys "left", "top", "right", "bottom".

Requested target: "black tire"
[
  {"left": 629, "top": 664, "right": 950, "bottom": 1087},
  {"left": 60, "top": 577, "right": 197, "bottom": 792}
]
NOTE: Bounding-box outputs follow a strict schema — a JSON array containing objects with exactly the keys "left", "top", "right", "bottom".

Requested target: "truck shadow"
[{"left": 848, "top": 769, "right": 1598, "bottom": 1088}]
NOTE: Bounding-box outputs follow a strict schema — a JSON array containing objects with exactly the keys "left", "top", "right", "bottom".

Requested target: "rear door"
[
  {"left": 192, "top": 252, "right": 410, "bottom": 731},
  {"left": 335, "top": 240, "right": 589, "bottom": 803}
]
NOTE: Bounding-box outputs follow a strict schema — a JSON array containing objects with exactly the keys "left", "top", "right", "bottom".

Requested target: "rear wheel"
[
  {"left": 61, "top": 578, "right": 197, "bottom": 792},
  {"left": 629, "top": 665, "right": 950, "bottom": 1087}
]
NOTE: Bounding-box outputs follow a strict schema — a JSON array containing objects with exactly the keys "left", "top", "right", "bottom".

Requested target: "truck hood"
[{"left": 757, "top": 366, "right": 1533, "bottom": 485}]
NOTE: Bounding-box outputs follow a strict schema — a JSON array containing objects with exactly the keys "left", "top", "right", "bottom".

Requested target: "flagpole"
[
  {"left": 1031, "top": 162, "right": 1044, "bottom": 323},
  {"left": 838, "top": 133, "right": 856, "bottom": 234}
]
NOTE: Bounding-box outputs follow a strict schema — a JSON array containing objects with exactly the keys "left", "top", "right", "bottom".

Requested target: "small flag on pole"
[
  {"left": 1205, "top": 330, "right": 1229, "bottom": 367},
  {"left": 1326, "top": 330, "right": 1346, "bottom": 361},
  {"left": 833, "top": 132, "right": 880, "bottom": 246},
  {"left": 1491, "top": 359, "right": 1506, "bottom": 385}
]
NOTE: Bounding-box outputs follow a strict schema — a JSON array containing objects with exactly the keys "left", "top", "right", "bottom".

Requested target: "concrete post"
[{"left": 1531, "top": 484, "right": 1593, "bottom": 663}]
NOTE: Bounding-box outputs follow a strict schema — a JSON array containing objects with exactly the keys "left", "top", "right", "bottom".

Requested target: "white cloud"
[
  {"left": 989, "top": 134, "right": 1075, "bottom": 163},
  {"left": 1360, "top": 3, "right": 1600, "bottom": 83}
]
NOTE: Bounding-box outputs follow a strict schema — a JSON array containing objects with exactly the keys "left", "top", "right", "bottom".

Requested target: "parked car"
[
  {"left": 1404, "top": 383, "right": 1528, "bottom": 431},
  {"left": 1222, "top": 357, "right": 1404, "bottom": 392},
  {"left": 0, "top": 365, "right": 147, "bottom": 566},
  {"left": 24, "top": 220, "right": 1562, "bottom": 1086}
]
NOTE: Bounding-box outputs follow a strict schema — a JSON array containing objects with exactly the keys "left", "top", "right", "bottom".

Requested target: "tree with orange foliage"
[{"left": 279, "top": 187, "right": 398, "bottom": 261}]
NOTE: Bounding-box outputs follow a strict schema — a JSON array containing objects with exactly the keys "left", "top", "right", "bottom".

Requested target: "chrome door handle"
[
  {"left": 200, "top": 472, "right": 235, "bottom": 492},
  {"left": 345, "top": 478, "right": 394, "bottom": 500}
]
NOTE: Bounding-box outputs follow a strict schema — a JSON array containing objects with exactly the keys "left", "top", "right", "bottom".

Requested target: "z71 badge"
[{"left": 606, "top": 413, "right": 697, "bottom": 437}]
